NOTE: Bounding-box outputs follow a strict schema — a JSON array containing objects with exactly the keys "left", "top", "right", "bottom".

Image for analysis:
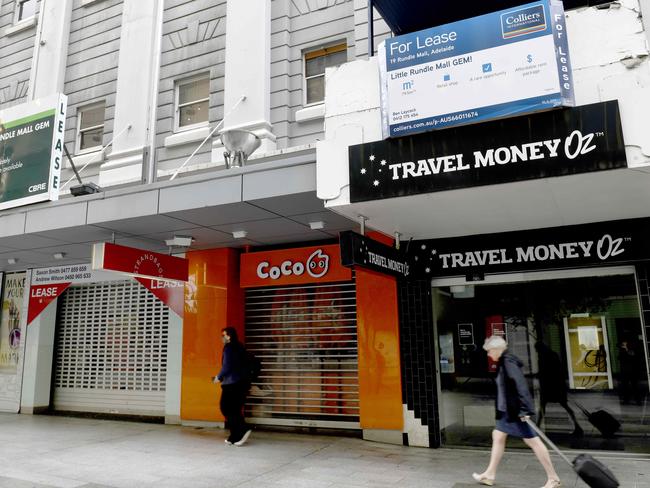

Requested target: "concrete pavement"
[{"left": 0, "top": 413, "right": 647, "bottom": 488}]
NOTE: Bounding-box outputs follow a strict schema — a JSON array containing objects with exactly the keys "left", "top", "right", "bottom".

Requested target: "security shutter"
[
  {"left": 244, "top": 280, "right": 359, "bottom": 428},
  {"left": 53, "top": 281, "right": 169, "bottom": 416}
]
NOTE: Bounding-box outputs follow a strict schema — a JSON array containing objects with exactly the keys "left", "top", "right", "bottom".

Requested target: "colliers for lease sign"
[
  {"left": 0, "top": 94, "right": 67, "bottom": 210},
  {"left": 379, "top": 0, "right": 573, "bottom": 137}
]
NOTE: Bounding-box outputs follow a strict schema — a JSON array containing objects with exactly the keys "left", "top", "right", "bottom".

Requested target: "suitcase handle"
[{"left": 525, "top": 418, "right": 573, "bottom": 467}]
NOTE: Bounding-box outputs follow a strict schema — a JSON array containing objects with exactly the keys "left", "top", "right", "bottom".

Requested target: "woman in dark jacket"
[
  {"left": 472, "top": 336, "right": 560, "bottom": 488},
  {"left": 214, "top": 327, "right": 252, "bottom": 446}
]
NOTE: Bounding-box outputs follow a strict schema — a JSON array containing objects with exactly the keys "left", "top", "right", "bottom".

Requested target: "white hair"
[{"left": 483, "top": 335, "right": 508, "bottom": 351}]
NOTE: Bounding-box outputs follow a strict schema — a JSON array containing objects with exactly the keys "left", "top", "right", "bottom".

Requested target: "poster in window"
[
  {"left": 439, "top": 332, "right": 455, "bottom": 374},
  {"left": 0, "top": 272, "right": 26, "bottom": 373}
]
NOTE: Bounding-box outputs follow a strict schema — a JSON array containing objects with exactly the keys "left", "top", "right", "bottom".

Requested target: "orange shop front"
[{"left": 179, "top": 244, "right": 404, "bottom": 439}]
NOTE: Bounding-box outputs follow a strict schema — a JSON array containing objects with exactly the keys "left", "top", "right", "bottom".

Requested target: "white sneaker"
[
  {"left": 234, "top": 429, "right": 252, "bottom": 446},
  {"left": 224, "top": 439, "right": 233, "bottom": 445}
]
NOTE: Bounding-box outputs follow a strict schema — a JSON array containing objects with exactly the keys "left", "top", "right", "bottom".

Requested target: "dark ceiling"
[{"left": 372, "top": 0, "right": 613, "bottom": 35}]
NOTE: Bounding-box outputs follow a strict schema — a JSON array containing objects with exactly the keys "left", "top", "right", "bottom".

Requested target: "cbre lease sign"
[{"left": 0, "top": 94, "right": 67, "bottom": 211}]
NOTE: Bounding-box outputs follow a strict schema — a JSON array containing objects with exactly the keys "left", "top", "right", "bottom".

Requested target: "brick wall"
[{"left": 397, "top": 279, "right": 440, "bottom": 448}]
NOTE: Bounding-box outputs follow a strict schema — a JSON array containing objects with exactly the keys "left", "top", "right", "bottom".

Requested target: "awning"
[
  {"left": 372, "top": 0, "right": 613, "bottom": 35},
  {"left": 0, "top": 150, "right": 359, "bottom": 273}
]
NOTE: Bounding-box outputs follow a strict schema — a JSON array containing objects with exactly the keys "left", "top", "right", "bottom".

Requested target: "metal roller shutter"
[
  {"left": 53, "top": 281, "right": 169, "bottom": 416},
  {"left": 244, "top": 280, "right": 359, "bottom": 429}
]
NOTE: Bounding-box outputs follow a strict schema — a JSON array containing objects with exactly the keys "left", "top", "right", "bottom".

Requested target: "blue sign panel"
[{"left": 379, "top": 0, "right": 575, "bottom": 138}]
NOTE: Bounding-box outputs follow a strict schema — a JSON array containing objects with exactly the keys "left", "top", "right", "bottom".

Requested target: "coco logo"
[
  {"left": 564, "top": 130, "right": 597, "bottom": 160},
  {"left": 256, "top": 249, "right": 330, "bottom": 280}
]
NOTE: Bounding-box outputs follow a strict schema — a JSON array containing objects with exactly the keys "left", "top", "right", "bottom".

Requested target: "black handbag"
[{"left": 525, "top": 419, "right": 619, "bottom": 488}]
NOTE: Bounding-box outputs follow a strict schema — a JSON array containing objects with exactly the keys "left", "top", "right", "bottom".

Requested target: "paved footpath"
[{"left": 0, "top": 414, "right": 647, "bottom": 488}]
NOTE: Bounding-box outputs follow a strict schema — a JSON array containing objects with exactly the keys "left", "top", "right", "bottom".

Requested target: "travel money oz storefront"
[
  {"left": 408, "top": 219, "right": 650, "bottom": 453},
  {"left": 348, "top": 102, "right": 650, "bottom": 452}
]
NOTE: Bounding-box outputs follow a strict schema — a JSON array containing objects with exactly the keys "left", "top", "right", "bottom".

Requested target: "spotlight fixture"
[
  {"left": 221, "top": 130, "right": 261, "bottom": 169},
  {"left": 309, "top": 221, "right": 325, "bottom": 230},
  {"left": 164, "top": 235, "right": 194, "bottom": 248},
  {"left": 7, "top": 258, "right": 17, "bottom": 265},
  {"left": 53, "top": 252, "right": 66, "bottom": 260},
  {"left": 232, "top": 230, "right": 248, "bottom": 239}
]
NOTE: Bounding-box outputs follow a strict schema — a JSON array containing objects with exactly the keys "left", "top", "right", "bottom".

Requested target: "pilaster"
[{"left": 100, "top": 0, "right": 161, "bottom": 187}]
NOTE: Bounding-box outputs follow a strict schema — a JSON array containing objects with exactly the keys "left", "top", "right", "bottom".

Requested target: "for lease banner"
[
  {"left": 0, "top": 94, "right": 67, "bottom": 210},
  {"left": 379, "top": 0, "right": 573, "bottom": 137},
  {"left": 28, "top": 263, "right": 185, "bottom": 324}
]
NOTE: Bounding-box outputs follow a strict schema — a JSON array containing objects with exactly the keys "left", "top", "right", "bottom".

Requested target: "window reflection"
[{"left": 434, "top": 274, "right": 649, "bottom": 453}]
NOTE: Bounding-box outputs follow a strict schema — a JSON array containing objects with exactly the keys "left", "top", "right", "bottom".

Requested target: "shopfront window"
[{"left": 433, "top": 271, "right": 649, "bottom": 453}]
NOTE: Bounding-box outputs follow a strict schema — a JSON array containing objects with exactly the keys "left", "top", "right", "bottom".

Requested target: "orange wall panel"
[
  {"left": 356, "top": 268, "right": 403, "bottom": 430},
  {"left": 181, "top": 248, "right": 244, "bottom": 421}
]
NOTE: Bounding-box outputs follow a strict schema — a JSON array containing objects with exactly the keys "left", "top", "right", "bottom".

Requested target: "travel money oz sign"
[
  {"left": 0, "top": 94, "right": 67, "bottom": 210},
  {"left": 409, "top": 217, "right": 650, "bottom": 278},
  {"left": 339, "top": 231, "right": 413, "bottom": 280},
  {"left": 349, "top": 100, "right": 625, "bottom": 203},
  {"left": 380, "top": 0, "right": 573, "bottom": 137}
]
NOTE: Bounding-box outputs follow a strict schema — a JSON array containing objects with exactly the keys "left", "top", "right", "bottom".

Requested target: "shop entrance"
[
  {"left": 432, "top": 267, "right": 650, "bottom": 453},
  {"left": 243, "top": 281, "right": 360, "bottom": 428},
  {"left": 53, "top": 281, "right": 170, "bottom": 416}
]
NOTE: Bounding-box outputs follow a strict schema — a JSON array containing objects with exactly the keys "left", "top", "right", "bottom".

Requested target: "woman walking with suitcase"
[{"left": 472, "top": 335, "right": 561, "bottom": 488}]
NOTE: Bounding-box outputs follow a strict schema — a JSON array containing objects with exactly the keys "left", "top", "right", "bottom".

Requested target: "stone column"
[
  {"left": 28, "top": 0, "right": 74, "bottom": 99},
  {"left": 213, "top": 0, "right": 276, "bottom": 161},
  {"left": 99, "top": 0, "right": 162, "bottom": 187}
]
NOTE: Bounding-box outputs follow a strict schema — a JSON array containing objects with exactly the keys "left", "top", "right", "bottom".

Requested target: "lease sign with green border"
[{"left": 0, "top": 93, "right": 67, "bottom": 210}]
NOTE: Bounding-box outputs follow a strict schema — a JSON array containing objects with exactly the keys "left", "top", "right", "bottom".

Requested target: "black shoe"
[
  {"left": 234, "top": 429, "right": 252, "bottom": 446},
  {"left": 572, "top": 427, "right": 584, "bottom": 437}
]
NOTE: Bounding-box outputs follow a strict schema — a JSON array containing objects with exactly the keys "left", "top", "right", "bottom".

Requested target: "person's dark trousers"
[
  {"left": 220, "top": 382, "right": 249, "bottom": 442},
  {"left": 620, "top": 373, "right": 642, "bottom": 405}
]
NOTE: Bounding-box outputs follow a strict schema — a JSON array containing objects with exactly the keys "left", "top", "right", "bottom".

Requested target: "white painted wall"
[
  {"left": 165, "top": 310, "right": 183, "bottom": 424},
  {"left": 317, "top": 1, "right": 650, "bottom": 208},
  {"left": 20, "top": 297, "right": 57, "bottom": 413},
  {"left": 317, "top": 57, "right": 382, "bottom": 207},
  {"left": 565, "top": 1, "right": 650, "bottom": 167}
]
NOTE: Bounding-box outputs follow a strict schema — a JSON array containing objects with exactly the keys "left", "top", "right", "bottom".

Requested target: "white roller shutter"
[
  {"left": 53, "top": 281, "right": 169, "bottom": 416},
  {"left": 244, "top": 280, "right": 359, "bottom": 429}
]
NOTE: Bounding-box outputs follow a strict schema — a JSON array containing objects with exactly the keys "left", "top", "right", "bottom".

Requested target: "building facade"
[
  {"left": 0, "top": 0, "right": 649, "bottom": 454},
  {"left": 319, "top": 0, "right": 650, "bottom": 452}
]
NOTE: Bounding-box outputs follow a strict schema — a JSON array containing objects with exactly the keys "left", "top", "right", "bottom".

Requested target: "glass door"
[{"left": 433, "top": 269, "right": 649, "bottom": 453}]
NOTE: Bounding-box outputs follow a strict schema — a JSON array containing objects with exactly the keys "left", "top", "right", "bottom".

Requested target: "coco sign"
[{"left": 241, "top": 245, "right": 352, "bottom": 288}]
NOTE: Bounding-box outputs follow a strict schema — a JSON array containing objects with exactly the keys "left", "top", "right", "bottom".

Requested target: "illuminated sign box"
[
  {"left": 379, "top": 0, "right": 574, "bottom": 138},
  {"left": 0, "top": 94, "right": 67, "bottom": 210}
]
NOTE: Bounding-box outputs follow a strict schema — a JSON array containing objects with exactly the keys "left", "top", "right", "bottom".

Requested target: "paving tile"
[{"left": 0, "top": 413, "right": 647, "bottom": 488}]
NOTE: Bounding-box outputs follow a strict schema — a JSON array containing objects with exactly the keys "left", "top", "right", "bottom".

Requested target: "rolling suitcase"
[
  {"left": 526, "top": 419, "right": 619, "bottom": 488},
  {"left": 574, "top": 402, "right": 620, "bottom": 438}
]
